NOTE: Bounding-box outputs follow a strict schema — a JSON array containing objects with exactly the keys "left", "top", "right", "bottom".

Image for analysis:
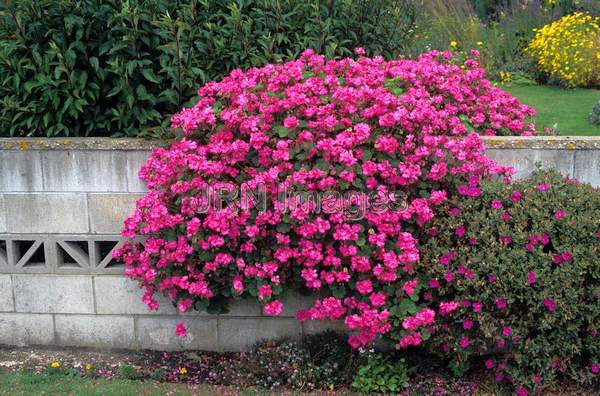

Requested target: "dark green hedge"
[{"left": 0, "top": 0, "right": 419, "bottom": 137}]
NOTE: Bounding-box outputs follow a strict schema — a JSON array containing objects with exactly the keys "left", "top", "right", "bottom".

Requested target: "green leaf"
[{"left": 141, "top": 69, "right": 160, "bottom": 83}]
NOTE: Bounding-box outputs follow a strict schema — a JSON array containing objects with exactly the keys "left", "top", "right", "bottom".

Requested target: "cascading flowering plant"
[{"left": 114, "top": 48, "right": 537, "bottom": 349}]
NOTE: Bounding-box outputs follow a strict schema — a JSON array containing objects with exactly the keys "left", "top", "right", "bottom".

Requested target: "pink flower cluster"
[{"left": 114, "top": 49, "right": 536, "bottom": 346}]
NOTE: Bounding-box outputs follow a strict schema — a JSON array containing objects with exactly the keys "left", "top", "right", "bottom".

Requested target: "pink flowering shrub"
[
  {"left": 411, "top": 169, "right": 600, "bottom": 392},
  {"left": 114, "top": 49, "right": 537, "bottom": 349}
]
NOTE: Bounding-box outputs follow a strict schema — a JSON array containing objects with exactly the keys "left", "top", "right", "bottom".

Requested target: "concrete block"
[
  {"left": 302, "top": 319, "right": 347, "bottom": 335},
  {"left": 4, "top": 193, "right": 89, "bottom": 234},
  {"left": 126, "top": 151, "right": 151, "bottom": 192},
  {"left": 218, "top": 318, "right": 302, "bottom": 351},
  {"left": 55, "top": 315, "right": 135, "bottom": 349},
  {"left": 0, "top": 313, "right": 54, "bottom": 346},
  {"left": 222, "top": 298, "right": 262, "bottom": 317},
  {"left": 574, "top": 150, "right": 600, "bottom": 187},
  {"left": 485, "top": 149, "right": 574, "bottom": 180},
  {"left": 0, "top": 151, "right": 43, "bottom": 192},
  {"left": 94, "top": 276, "right": 177, "bottom": 315},
  {"left": 279, "top": 291, "right": 317, "bottom": 318},
  {"left": 41, "top": 150, "right": 128, "bottom": 192},
  {"left": 88, "top": 194, "right": 141, "bottom": 234},
  {"left": 0, "top": 195, "right": 5, "bottom": 233},
  {"left": 0, "top": 275, "right": 13, "bottom": 312},
  {"left": 13, "top": 275, "right": 94, "bottom": 314},
  {"left": 136, "top": 316, "right": 218, "bottom": 351}
]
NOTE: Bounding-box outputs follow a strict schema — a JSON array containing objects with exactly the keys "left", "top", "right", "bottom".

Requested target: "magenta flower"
[
  {"left": 515, "top": 386, "right": 529, "bottom": 396},
  {"left": 543, "top": 298, "right": 556, "bottom": 312},
  {"left": 472, "top": 302, "right": 482, "bottom": 312},
  {"left": 263, "top": 299, "right": 283, "bottom": 316},
  {"left": 495, "top": 298, "right": 507, "bottom": 309},
  {"left": 501, "top": 211, "right": 510, "bottom": 221},
  {"left": 502, "top": 326, "right": 512, "bottom": 337},
  {"left": 429, "top": 278, "right": 440, "bottom": 289},
  {"left": 554, "top": 210, "right": 565, "bottom": 219},
  {"left": 592, "top": 364, "right": 599, "bottom": 374},
  {"left": 491, "top": 199, "right": 503, "bottom": 209},
  {"left": 485, "top": 359, "right": 495, "bottom": 369},
  {"left": 511, "top": 191, "right": 522, "bottom": 202},
  {"left": 463, "top": 320, "right": 473, "bottom": 330},
  {"left": 455, "top": 225, "right": 466, "bottom": 237},
  {"left": 175, "top": 322, "right": 187, "bottom": 338},
  {"left": 536, "top": 183, "right": 550, "bottom": 191},
  {"left": 527, "top": 271, "right": 536, "bottom": 285},
  {"left": 459, "top": 337, "right": 470, "bottom": 348}
]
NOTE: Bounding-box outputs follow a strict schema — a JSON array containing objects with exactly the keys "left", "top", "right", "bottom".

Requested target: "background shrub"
[
  {"left": 590, "top": 100, "right": 600, "bottom": 125},
  {"left": 527, "top": 12, "right": 600, "bottom": 87},
  {"left": 412, "top": 169, "right": 600, "bottom": 392},
  {"left": 0, "top": 0, "right": 419, "bottom": 137}
]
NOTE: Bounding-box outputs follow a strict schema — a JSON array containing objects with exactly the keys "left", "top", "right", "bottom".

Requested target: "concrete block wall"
[{"left": 0, "top": 136, "right": 599, "bottom": 351}]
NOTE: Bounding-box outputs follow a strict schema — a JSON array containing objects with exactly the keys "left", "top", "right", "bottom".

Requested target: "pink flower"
[
  {"left": 178, "top": 298, "right": 193, "bottom": 313},
  {"left": 495, "top": 298, "right": 507, "bottom": 310},
  {"left": 516, "top": 386, "right": 529, "bottom": 396},
  {"left": 439, "top": 301, "right": 460, "bottom": 316},
  {"left": 537, "top": 183, "right": 550, "bottom": 192},
  {"left": 491, "top": 199, "right": 503, "bottom": 209},
  {"left": 554, "top": 210, "right": 565, "bottom": 219},
  {"left": 527, "top": 271, "right": 536, "bottom": 285},
  {"left": 592, "top": 364, "right": 599, "bottom": 374},
  {"left": 463, "top": 320, "right": 473, "bottom": 330},
  {"left": 175, "top": 322, "right": 187, "bottom": 337},
  {"left": 472, "top": 302, "right": 482, "bottom": 312},
  {"left": 403, "top": 280, "right": 419, "bottom": 296},
  {"left": 485, "top": 359, "right": 495, "bottom": 369},
  {"left": 356, "top": 279, "right": 373, "bottom": 295},
  {"left": 511, "top": 191, "right": 522, "bottom": 202},
  {"left": 459, "top": 337, "right": 470, "bottom": 348},
  {"left": 283, "top": 116, "right": 299, "bottom": 129},
  {"left": 263, "top": 300, "right": 283, "bottom": 316},
  {"left": 501, "top": 211, "right": 510, "bottom": 221},
  {"left": 543, "top": 298, "right": 556, "bottom": 312},
  {"left": 502, "top": 326, "right": 512, "bottom": 337}
]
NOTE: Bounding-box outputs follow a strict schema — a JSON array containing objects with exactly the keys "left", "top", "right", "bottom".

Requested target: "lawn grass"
[
  {"left": 502, "top": 84, "right": 600, "bottom": 136},
  {"left": 0, "top": 371, "right": 258, "bottom": 396}
]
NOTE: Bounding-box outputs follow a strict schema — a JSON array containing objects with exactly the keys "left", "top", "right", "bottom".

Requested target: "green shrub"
[
  {"left": 351, "top": 352, "right": 411, "bottom": 394},
  {"left": 415, "top": 169, "right": 600, "bottom": 392},
  {"left": 590, "top": 100, "right": 600, "bottom": 126},
  {"left": 0, "top": 0, "right": 419, "bottom": 137},
  {"left": 117, "top": 365, "right": 142, "bottom": 380}
]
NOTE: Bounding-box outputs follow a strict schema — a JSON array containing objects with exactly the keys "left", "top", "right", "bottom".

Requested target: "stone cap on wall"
[
  {"left": 0, "top": 138, "right": 161, "bottom": 151},
  {"left": 1, "top": 136, "right": 600, "bottom": 151}
]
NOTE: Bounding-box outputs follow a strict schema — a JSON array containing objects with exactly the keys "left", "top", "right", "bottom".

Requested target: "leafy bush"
[
  {"left": 527, "top": 12, "right": 600, "bottom": 87},
  {"left": 590, "top": 100, "right": 600, "bottom": 125},
  {"left": 115, "top": 48, "right": 536, "bottom": 350},
  {"left": 352, "top": 352, "right": 411, "bottom": 394},
  {"left": 0, "top": 0, "right": 419, "bottom": 137},
  {"left": 412, "top": 169, "right": 600, "bottom": 392}
]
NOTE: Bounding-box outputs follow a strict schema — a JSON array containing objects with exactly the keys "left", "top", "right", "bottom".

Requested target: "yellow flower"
[
  {"left": 85, "top": 364, "right": 92, "bottom": 371},
  {"left": 527, "top": 12, "right": 600, "bottom": 87},
  {"left": 179, "top": 367, "right": 188, "bottom": 375},
  {"left": 476, "top": 41, "right": 483, "bottom": 46},
  {"left": 50, "top": 362, "right": 61, "bottom": 368},
  {"left": 450, "top": 41, "right": 457, "bottom": 48}
]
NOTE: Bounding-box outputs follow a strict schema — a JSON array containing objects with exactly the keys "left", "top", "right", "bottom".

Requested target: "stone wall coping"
[{"left": 1, "top": 135, "right": 600, "bottom": 151}]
